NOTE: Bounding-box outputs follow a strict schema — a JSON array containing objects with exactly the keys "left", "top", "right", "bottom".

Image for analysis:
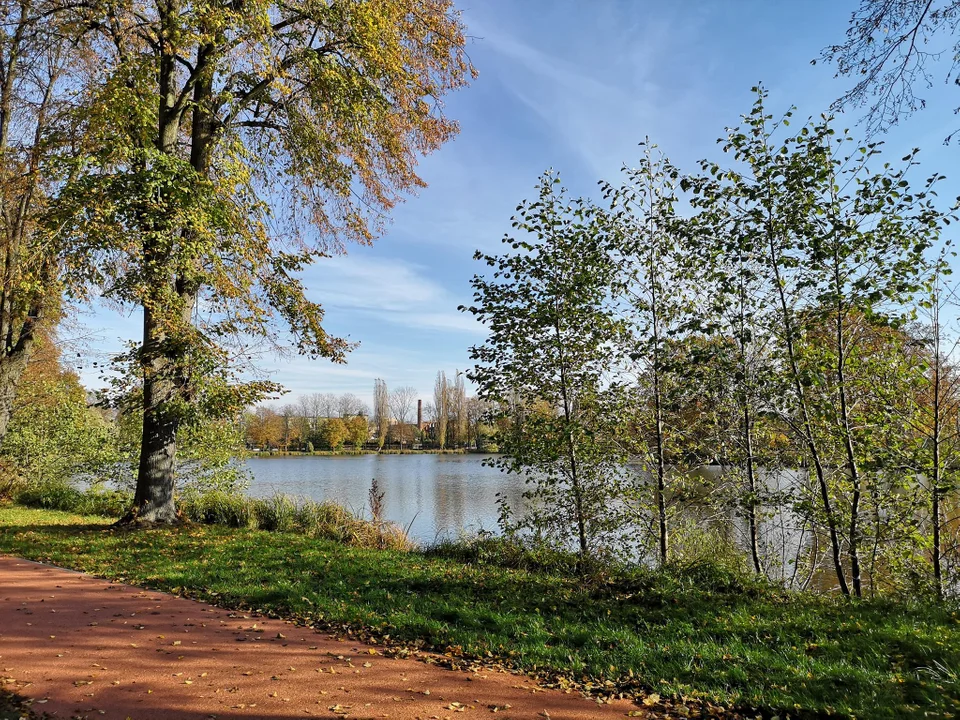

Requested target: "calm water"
[
  {"left": 246, "top": 455, "right": 814, "bottom": 584},
  {"left": 246, "top": 454, "right": 527, "bottom": 545}
]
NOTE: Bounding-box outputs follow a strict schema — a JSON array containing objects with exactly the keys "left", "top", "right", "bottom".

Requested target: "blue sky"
[{"left": 74, "top": 0, "right": 960, "bottom": 410}]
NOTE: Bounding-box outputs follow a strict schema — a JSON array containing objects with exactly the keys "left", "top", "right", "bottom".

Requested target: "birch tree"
[
  {"left": 604, "top": 143, "right": 700, "bottom": 567},
  {"left": 696, "top": 88, "right": 948, "bottom": 596},
  {"left": 465, "top": 172, "right": 627, "bottom": 568}
]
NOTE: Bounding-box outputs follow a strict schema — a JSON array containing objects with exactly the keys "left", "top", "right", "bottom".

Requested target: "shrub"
[
  {"left": 253, "top": 494, "right": 297, "bottom": 532},
  {"left": 0, "top": 460, "right": 25, "bottom": 501},
  {"left": 290, "top": 497, "right": 412, "bottom": 550},
  {"left": 180, "top": 491, "right": 255, "bottom": 528},
  {"left": 15, "top": 481, "right": 131, "bottom": 517}
]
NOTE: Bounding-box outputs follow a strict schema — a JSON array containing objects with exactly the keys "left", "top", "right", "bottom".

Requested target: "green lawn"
[{"left": 1, "top": 505, "right": 957, "bottom": 719}]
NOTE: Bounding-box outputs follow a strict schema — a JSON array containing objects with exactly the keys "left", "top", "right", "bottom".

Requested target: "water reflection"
[
  {"left": 248, "top": 455, "right": 822, "bottom": 586},
  {"left": 246, "top": 454, "right": 527, "bottom": 545}
]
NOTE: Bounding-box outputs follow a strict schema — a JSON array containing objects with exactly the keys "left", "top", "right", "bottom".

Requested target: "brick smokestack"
[{"left": 417, "top": 399, "right": 422, "bottom": 428}]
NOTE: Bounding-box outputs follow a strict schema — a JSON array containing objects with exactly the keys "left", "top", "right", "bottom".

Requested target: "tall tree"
[
  {"left": 465, "top": 172, "right": 627, "bottom": 568},
  {"left": 373, "top": 378, "right": 389, "bottom": 452},
  {"left": 389, "top": 385, "right": 416, "bottom": 450},
  {"left": 697, "top": 88, "right": 948, "bottom": 596},
  {"left": 56, "top": 0, "right": 475, "bottom": 522},
  {"left": 684, "top": 187, "right": 780, "bottom": 575},
  {"left": 0, "top": 0, "right": 77, "bottom": 443},
  {"left": 448, "top": 371, "right": 467, "bottom": 448},
  {"left": 605, "top": 142, "right": 698, "bottom": 567},
  {"left": 433, "top": 371, "right": 448, "bottom": 449},
  {"left": 918, "top": 261, "right": 960, "bottom": 597}
]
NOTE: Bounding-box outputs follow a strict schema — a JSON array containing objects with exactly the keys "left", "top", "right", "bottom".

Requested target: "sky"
[{"left": 73, "top": 0, "right": 960, "bottom": 411}]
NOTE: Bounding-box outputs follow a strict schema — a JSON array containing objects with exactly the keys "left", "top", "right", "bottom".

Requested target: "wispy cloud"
[
  {"left": 469, "top": 5, "right": 713, "bottom": 180},
  {"left": 305, "top": 253, "right": 485, "bottom": 336}
]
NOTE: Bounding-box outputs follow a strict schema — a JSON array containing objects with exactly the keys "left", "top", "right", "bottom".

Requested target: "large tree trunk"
[
  {"left": 0, "top": 339, "right": 33, "bottom": 442},
  {"left": 126, "top": 305, "right": 180, "bottom": 523},
  {"left": 125, "top": 7, "right": 203, "bottom": 523}
]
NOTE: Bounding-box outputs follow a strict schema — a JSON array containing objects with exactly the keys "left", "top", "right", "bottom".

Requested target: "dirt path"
[{"left": 0, "top": 556, "right": 641, "bottom": 719}]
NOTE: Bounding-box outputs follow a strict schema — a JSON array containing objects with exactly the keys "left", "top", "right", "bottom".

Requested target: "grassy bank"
[
  {"left": 1, "top": 506, "right": 958, "bottom": 718},
  {"left": 11, "top": 485, "right": 411, "bottom": 549}
]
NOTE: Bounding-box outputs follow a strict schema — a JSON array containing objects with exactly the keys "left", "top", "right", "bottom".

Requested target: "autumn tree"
[
  {"left": 0, "top": 0, "right": 80, "bottom": 444},
  {"left": 2, "top": 331, "right": 116, "bottom": 489},
  {"left": 245, "top": 406, "right": 282, "bottom": 449},
  {"left": 347, "top": 414, "right": 368, "bottom": 450},
  {"left": 55, "top": 0, "right": 474, "bottom": 522},
  {"left": 318, "top": 417, "right": 348, "bottom": 451}
]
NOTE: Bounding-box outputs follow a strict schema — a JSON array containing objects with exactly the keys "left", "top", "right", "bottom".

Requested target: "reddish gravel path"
[{"left": 0, "top": 556, "right": 640, "bottom": 719}]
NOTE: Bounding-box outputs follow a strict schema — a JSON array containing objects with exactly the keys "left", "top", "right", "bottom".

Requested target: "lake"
[
  {"left": 246, "top": 453, "right": 527, "bottom": 545},
  {"left": 246, "top": 455, "right": 814, "bottom": 586}
]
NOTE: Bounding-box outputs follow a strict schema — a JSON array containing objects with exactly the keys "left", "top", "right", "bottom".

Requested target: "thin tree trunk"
[
  {"left": 768, "top": 224, "right": 850, "bottom": 596},
  {"left": 554, "top": 307, "right": 588, "bottom": 568},
  {"left": 835, "top": 302, "right": 863, "bottom": 598},
  {"left": 744, "top": 403, "right": 763, "bottom": 574},
  {"left": 652, "top": 361, "right": 668, "bottom": 567},
  {"left": 648, "top": 273, "right": 668, "bottom": 567},
  {"left": 932, "top": 296, "right": 944, "bottom": 599}
]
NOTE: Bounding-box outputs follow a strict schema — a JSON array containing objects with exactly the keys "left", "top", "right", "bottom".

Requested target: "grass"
[
  {"left": 1, "top": 505, "right": 959, "bottom": 719},
  {"left": 10, "top": 483, "right": 411, "bottom": 550}
]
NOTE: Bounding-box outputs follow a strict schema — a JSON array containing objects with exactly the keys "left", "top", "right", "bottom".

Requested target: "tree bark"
[
  {"left": 834, "top": 300, "right": 863, "bottom": 598},
  {"left": 554, "top": 307, "right": 588, "bottom": 569},
  {"left": 125, "top": 0, "right": 185, "bottom": 523},
  {"left": 0, "top": 338, "right": 33, "bottom": 442},
  {"left": 127, "top": 304, "right": 180, "bottom": 523},
  {"left": 744, "top": 403, "right": 763, "bottom": 575},
  {"left": 931, "top": 294, "right": 943, "bottom": 599}
]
